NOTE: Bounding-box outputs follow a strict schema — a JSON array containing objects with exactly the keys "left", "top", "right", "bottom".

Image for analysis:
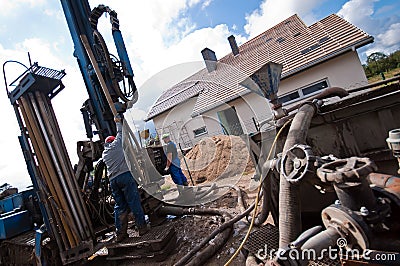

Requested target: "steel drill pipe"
[
  {"left": 36, "top": 91, "right": 90, "bottom": 240},
  {"left": 29, "top": 92, "right": 84, "bottom": 242},
  {"left": 19, "top": 95, "right": 77, "bottom": 248},
  {"left": 42, "top": 91, "right": 93, "bottom": 239}
]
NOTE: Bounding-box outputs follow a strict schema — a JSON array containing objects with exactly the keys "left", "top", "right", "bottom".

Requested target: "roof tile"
[{"left": 146, "top": 14, "right": 373, "bottom": 120}]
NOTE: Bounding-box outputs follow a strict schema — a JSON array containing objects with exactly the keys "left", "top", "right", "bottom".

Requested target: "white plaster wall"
[
  {"left": 152, "top": 51, "right": 367, "bottom": 146},
  {"left": 278, "top": 51, "right": 368, "bottom": 96},
  {"left": 152, "top": 97, "right": 200, "bottom": 143},
  {"left": 202, "top": 92, "right": 272, "bottom": 137}
]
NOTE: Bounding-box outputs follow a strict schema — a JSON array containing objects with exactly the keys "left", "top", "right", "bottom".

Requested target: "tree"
[{"left": 367, "top": 52, "right": 388, "bottom": 75}]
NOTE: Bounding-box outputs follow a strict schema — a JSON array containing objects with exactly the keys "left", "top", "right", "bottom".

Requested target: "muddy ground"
[{"left": 88, "top": 171, "right": 262, "bottom": 266}]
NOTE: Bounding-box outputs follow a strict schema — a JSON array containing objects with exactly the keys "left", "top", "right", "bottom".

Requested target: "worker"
[
  {"left": 162, "top": 133, "right": 189, "bottom": 186},
  {"left": 102, "top": 115, "right": 148, "bottom": 242}
]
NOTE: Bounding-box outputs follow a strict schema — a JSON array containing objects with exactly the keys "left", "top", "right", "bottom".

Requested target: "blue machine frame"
[{"left": 60, "top": 0, "right": 137, "bottom": 141}]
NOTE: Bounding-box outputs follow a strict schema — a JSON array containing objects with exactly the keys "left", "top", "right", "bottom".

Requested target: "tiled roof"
[{"left": 146, "top": 14, "right": 373, "bottom": 120}]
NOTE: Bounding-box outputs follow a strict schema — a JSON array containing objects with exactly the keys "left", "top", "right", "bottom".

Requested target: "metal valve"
[
  {"left": 387, "top": 128, "right": 400, "bottom": 174},
  {"left": 281, "top": 144, "right": 315, "bottom": 183}
]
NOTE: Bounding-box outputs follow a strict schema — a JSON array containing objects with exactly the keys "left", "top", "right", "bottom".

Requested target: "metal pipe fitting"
[{"left": 387, "top": 129, "right": 400, "bottom": 174}]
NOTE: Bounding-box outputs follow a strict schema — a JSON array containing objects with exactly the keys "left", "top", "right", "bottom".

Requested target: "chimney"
[
  {"left": 201, "top": 48, "right": 217, "bottom": 72},
  {"left": 228, "top": 35, "right": 239, "bottom": 56}
]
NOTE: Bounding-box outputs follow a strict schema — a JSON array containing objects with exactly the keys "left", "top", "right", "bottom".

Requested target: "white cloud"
[
  {"left": 244, "top": 0, "right": 326, "bottom": 38},
  {"left": 365, "top": 22, "right": 400, "bottom": 56},
  {"left": 337, "top": 0, "right": 378, "bottom": 35},
  {"left": 377, "top": 23, "right": 400, "bottom": 47},
  {"left": 0, "top": 0, "right": 46, "bottom": 15},
  {"left": 44, "top": 8, "right": 64, "bottom": 20},
  {"left": 337, "top": 0, "right": 400, "bottom": 57},
  {"left": 0, "top": 39, "right": 87, "bottom": 189},
  {"left": 0, "top": 43, "right": 37, "bottom": 189},
  {"left": 201, "top": 0, "right": 212, "bottom": 10}
]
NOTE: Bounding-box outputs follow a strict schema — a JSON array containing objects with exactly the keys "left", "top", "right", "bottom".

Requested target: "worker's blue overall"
[
  {"left": 102, "top": 122, "right": 145, "bottom": 233},
  {"left": 165, "top": 141, "right": 188, "bottom": 185}
]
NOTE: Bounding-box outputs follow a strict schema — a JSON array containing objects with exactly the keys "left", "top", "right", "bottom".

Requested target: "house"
[{"left": 146, "top": 14, "right": 373, "bottom": 148}]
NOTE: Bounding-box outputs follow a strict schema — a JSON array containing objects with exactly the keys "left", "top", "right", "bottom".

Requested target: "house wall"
[
  {"left": 153, "top": 93, "right": 271, "bottom": 146},
  {"left": 201, "top": 93, "right": 271, "bottom": 137},
  {"left": 152, "top": 97, "right": 201, "bottom": 146},
  {"left": 152, "top": 51, "right": 367, "bottom": 147},
  {"left": 278, "top": 51, "right": 367, "bottom": 96}
]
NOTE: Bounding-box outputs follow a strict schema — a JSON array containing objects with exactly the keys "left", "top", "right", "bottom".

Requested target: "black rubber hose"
[
  {"left": 254, "top": 176, "right": 270, "bottom": 225},
  {"left": 279, "top": 103, "right": 317, "bottom": 247},
  {"left": 186, "top": 226, "right": 233, "bottom": 266},
  {"left": 160, "top": 203, "right": 256, "bottom": 266},
  {"left": 177, "top": 204, "right": 255, "bottom": 266}
]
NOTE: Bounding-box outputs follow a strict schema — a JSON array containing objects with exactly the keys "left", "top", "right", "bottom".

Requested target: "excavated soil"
[{"left": 181, "top": 135, "right": 255, "bottom": 185}]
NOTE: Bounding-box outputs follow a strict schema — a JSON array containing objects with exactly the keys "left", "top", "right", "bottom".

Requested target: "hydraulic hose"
[
  {"left": 279, "top": 102, "right": 318, "bottom": 247},
  {"left": 159, "top": 206, "right": 231, "bottom": 266},
  {"left": 159, "top": 203, "right": 256, "bottom": 266},
  {"left": 185, "top": 225, "right": 233, "bottom": 266},
  {"left": 254, "top": 176, "right": 270, "bottom": 225}
]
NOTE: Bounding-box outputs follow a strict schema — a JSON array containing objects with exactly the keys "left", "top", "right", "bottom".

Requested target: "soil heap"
[{"left": 181, "top": 135, "right": 254, "bottom": 184}]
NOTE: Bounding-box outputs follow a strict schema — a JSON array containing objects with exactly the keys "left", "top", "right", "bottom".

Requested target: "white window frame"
[
  {"left": 279, "top": 78, "right": 330, "bottom": 105},
  {"left": 193, "top": 126, "right": 208, "bottom": 138}
]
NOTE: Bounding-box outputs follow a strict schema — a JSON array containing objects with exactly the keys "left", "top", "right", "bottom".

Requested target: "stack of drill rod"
[{"left": 17, "top": 90, "right": 93, "bottom": 254}]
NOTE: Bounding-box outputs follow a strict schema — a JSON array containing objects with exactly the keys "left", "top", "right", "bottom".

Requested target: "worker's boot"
[
  {"left": 115, "top": 212, "right": 129, "bottom": 242},
  {"left": 138, "top": 224, "right": 150, "bottom": 236}
]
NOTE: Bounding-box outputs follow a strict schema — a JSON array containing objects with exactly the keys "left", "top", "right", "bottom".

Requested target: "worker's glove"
[{"left": 114, "top": 114, "right": 123, "bottom": 123}]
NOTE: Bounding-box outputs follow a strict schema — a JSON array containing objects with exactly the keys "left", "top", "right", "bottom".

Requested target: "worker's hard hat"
[
  {"left": 162, "top": 133, "right": 170, "bottom": 139},
  {"left": 105, "top": 136, "right": 116, "bottom": 143}
]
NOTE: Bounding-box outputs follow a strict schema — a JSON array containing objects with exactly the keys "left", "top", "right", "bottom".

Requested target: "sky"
[{"left": 0, "top": 0, "right": 399, "bottom": 189}]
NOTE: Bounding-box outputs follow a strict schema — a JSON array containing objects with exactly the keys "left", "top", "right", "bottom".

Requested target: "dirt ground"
[
  {"left": 87, "top": 135, "right": 261, "bottom": 265},
  {"left": 88, "top": 171, "right": 259, "bottom": 266}
]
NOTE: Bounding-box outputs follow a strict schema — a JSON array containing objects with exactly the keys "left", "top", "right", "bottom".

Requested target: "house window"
[
  {"left": 302, "top": 80, "right": 328, "bottom": 96},
  {"left": 265, "top": 37, "right": 273, "bottom": 43},
  {"left": 279, "top": 79, "right": 329, "bottom": 105},
  {"left": 279, "top": 91, "right": 300, "bottom": 103},
  {"left": 319, "top": 36, "right": 330, "bottom": 44},
  {"left": 276, "top": 37, "right": 285, "bottom": 43},
  {"left": 193, "top": 126, "right": 207, "bottom": 137}
]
